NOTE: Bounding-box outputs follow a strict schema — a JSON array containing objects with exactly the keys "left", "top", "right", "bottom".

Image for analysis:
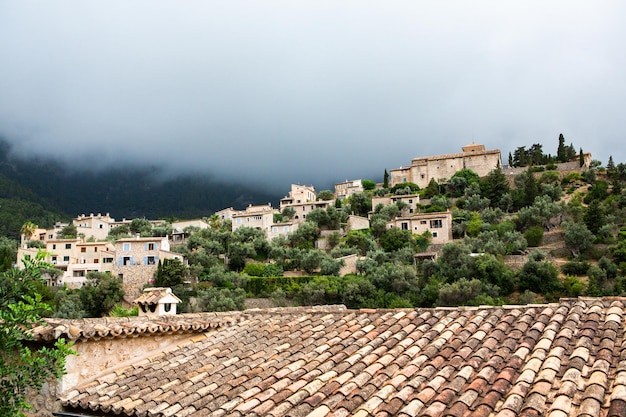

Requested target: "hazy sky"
[{"left": 1, "top": 1, "right": 625, "bottom": 191}]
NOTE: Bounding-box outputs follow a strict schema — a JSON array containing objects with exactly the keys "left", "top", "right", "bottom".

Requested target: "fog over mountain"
[{"left": 1, "top": 1, "right": 625, "bottom": 192}]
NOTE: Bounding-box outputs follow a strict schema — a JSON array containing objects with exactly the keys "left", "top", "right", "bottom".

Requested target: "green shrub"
[
  {"left": 561, "top": 172, "right": 582, "bottom": 185},
  {"left": 262, "top": 263, "right": 284, "bottom": 277},
  {"left": 194, "top": 287, "right": 246, "bottom": 312},
  {"left": 518, "top": 290, "right": 537, "bottom": 304},
  {"left": 242, "top": 263, "right": 265, "bottom": 277},
  {"left": 436, "top": 278, "right": 482, "bottom": 306},
  {"left": 109, "top": 304, "right": 139, "bottom": 317},
  {"left": 563, "top": 276, "right": 586, "bottom": 297},
  {"left": 561, "top": 260, "right": 590, "bottom": 276},
  {"left": 518, "top": 251, "right": 562, "bottom": 294},
  {"left": 524, "top": 226, "right": 544, "bottom": 247}
]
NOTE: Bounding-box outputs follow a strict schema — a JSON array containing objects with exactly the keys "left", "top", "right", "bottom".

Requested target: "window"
[
  {"left": 146, "top": 243, "right": 156, "bottom": 251},
  {"left": 430, "top": 219, "right": 443, "bottom": 229},
  {"left": 81, "top": 247, "right": 86, "bottom": 253},
  {"left": 123, "top": 243, "right": 130, "bottom": 251},
  {"left": 272, "top": 227, "right": 278, "bottom": 233},
  {"left": 94, "top": 259, "right": 99, "bottom": 263},
  {"left": 52, "top": 244, "right": 57, "bottom": 250},
  {"left": 401, "top": 222, "right": 409, "bottom": 230},
  {"left": 403, "top": 178, "right": 407, "bottom": 183},
  {"left": 236, "top": 218, "right": 242, "bottom": 224},
  {"left": 253, "top": 216, "right": 262, "bottom": 221},
  {"left": 421, "top": 174, "right": 425, "bottom": 179},
  {"left": 420, "top": 220, "right": 427, "bottom": 225},
  {"left": 432, "top": 232, "right": 438, "bottom": 238},
  {"left": 99, "top": 224, "right": 104, "bottom": 229},
  {"left": 283, "top": 226, "right": 289, "bottom": 232},
  {"left": 73, "top": 270, "right": 85, "bottom": 277},
  {"left": 408, "top": 199, "right": 413, "bottom": 203},
  {"left": 145, "top": 256, "right": 157, "bottom": 265},
  {"left": 65, "top": 243, "right": 72, "bottom": 249},
  {"left": 63, "top": 256, "right": 70, "bottom": 262},
  {"left": 52, "top": 256, "right": 57, "bottom": 264},
  {"left": 122, "top": 256, "right": 133, "bottom": 266},
  {"left": 94, "top": 247, "right": 98, "bottom": 252},
  {"left": 103, "top": 257, "right": 113, "bottom": 264}
]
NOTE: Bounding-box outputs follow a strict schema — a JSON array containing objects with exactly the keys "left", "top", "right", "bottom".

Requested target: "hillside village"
[
  {"left": 13, "top": 140, "right": 604, "bottom": 307},
  {"left": 8, "top": 138, "right": 626, "bottom": 417},
  {"left": 15, "top": 143, "right": 506, "bottom": 299}
]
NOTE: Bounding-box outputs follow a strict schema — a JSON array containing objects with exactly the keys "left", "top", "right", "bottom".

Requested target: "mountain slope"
[{"left": 0, "top": 140, "right": 281, "bottom": 238}]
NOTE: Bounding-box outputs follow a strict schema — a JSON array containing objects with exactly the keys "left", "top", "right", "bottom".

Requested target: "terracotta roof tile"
[{"left": 53, "top": 298, "right": 626, "bottom": 417}]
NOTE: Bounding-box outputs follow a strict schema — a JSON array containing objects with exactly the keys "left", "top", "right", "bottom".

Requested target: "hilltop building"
[
  {"left": 231, "top": 204, "right": 278, "bottom": 234},
  {"left": 390, "top": 143, "right": 502, "bottom": 188},
  {"left": 334, "top": 179, "right": 364, "bottom": 200},
  {"left": 73, "top": 213, "right": 115, "bottom": 241},
  {"left": 279, "top": 184, "right": 333, "bottom": 223}
]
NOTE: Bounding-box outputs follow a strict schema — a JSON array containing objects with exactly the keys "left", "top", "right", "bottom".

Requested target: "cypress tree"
[
  {"left": 584, "top": 199, "right": 604, "bottom": 235},
  {"left": 557, "top": 133, "right": 566, "bottom": 162},
  {"left": 579, "top": 148, "right": 584, "bottom": 167},
  {"left": 607, "top": 156, "right": 615, "bottom": 171}
]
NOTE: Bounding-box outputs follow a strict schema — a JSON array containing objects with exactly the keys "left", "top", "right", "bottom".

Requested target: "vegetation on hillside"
[{"left": 5, "top": 134, "right": 626, "bottom": 319}]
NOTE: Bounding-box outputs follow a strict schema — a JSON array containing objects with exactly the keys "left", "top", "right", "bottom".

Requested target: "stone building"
[
  {"left": 268, "top": 221, "right": 299, "bottom": 241},
  {"left": 279, "top": 184, "right": 333, "bottom": 223},
  {"left": 386, "top": 210, "right": 453, "bottom": 244},
  {"left": 231, "top": 204, "right": 278, "bottom": 234},
  {"left": 334, "top": 179, "right": 364, "bottom": 200},
  {"left": 371, "top": 193, "right": 420, "bottom": 215},
  {"left": 111, "top": 236, "right": 184, "bottom": 299},
  {"left": 73, "top": 213, "right": 115, "bottom": 241},
  {"left": 389, "top": 143, "right": 502, "bottom": 188}
]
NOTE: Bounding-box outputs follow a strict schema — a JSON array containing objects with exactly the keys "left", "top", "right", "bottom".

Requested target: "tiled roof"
[
  {"left": 134, "top": 288, "right": 182, "bottom": 305},
  {"left": 31, "top": 312, "right": 244, "bottom": 342},
  {"left": 58, "top": 298, "right": 626, "bottom": 416}
]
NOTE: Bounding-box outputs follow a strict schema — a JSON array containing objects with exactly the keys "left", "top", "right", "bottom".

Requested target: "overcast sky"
[{"left": 1, "top": 1, "right": 625, "bottom": 192}]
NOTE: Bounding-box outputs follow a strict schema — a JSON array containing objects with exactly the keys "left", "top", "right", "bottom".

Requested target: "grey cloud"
[{"left": 1, "top": 1, "right": 625, "bottom": 192}]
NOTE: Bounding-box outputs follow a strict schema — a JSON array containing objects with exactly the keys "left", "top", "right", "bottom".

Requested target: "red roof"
[{"left": 54, "top": 298, "right": 626, "bottom": 416}]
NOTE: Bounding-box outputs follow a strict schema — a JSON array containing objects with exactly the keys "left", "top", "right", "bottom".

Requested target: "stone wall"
[
  {"left": 29, "top": 331, "right": 202, "bottom": 415},
  {"left": 502, "top": 159, "right": 590, "bottom": 179},
  {"left": 112, "top": 264, "right": 157, "bottom": 300},
  {"left": 338, "top": 254, "right": 359, "bottom": 276}
]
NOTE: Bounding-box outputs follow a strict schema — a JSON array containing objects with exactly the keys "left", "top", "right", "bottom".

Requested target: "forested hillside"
[{"left": 0, "top": 139, "right": 281, "bottom": 238}]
